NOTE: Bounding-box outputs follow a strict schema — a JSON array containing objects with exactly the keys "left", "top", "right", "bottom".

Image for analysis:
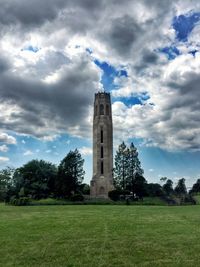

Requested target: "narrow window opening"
[
  {"left": 106, "top": 105, "right": 109, "bottom": 115},
  {"left": 95, "top": 105, "right": 98, "bottom": 116},
  {"left": 101, "top": 161, "right": 104, "bottom": 174},
  {"left": 101, "top": 129, "right": 103, "bottom": 143},
  {"left": 100, "top": 104, "right": 104, "bottom": 115},
  {"left": 101, "top": 146, "right": 103, "bottom": 158}
]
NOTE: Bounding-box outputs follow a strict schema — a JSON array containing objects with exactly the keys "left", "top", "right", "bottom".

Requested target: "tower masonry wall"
[{"left": 90, "top": 92, "right": 114, "bottom": 198}]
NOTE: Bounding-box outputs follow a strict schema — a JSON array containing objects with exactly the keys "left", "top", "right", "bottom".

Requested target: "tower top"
[{"left": 95, "top": 91, "right": 111, "bottom": 101}]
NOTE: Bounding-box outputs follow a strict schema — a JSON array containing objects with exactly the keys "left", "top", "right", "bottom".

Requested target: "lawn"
[{"left": 1, "top": 204, "right": 200, "bottom": 267}]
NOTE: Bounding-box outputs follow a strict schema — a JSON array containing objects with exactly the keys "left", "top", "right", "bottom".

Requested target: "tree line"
[
  {"left": 110, "top": 142, "right": 199, "bottom": 203},
  {"left": 0, "top": 142, "right": 200, "bottom": 204},
  {"left": 0, "top": 149, "right": 88, "bottom": 203}
]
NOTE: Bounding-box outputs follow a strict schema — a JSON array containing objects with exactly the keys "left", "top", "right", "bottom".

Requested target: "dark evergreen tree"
[
  {"left": 56, "top": 149, "right": 85, "bottom": 198},
  {"left": 114, "top": 142, "right": 144, "bottom": 195},
  {"left": 126, "top": 142, "right": 144, "bottom": 194},
  {"left": 114, "top": 142, "right": 129, "bottom": 191},
  {"left": 162, "top": 179, "right": 174, "bottom": 196},
  {"left": 190, "top": 179, "right": 200, "bottom": 194},
  {"left": 174, "top": 178, "right": 187, "bottom": 195}
]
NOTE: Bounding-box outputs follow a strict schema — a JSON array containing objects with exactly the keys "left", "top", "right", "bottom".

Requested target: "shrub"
[
  {"left": 108, "top": 190, "right": 122, "bottom": 201},
  {"left": 9, "top": 197, "right": 30, "bottom": 206},
  {"left": 182, "top": 194, "right": 197, "bottom": 205},
  {"left": 70, "top": 194, "right": 84, "bottom": 202}
]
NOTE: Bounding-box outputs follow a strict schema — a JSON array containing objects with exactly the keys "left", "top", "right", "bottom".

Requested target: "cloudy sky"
[{"left": 0, "top": 0, "right": 200, "bottom": 187}]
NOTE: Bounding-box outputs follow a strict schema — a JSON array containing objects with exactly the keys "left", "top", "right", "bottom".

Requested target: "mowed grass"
[{"left": 1, "top": 204, "right": 200, "bottom": 267}]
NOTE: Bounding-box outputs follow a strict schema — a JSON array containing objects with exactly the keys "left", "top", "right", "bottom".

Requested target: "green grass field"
[{"left": 1, "top": 204, "right": 200, "bottom": 267}]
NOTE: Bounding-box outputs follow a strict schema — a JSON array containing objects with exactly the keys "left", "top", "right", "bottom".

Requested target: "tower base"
[{"left": 90, "top": 175, "right": 114, "bottom": 198}]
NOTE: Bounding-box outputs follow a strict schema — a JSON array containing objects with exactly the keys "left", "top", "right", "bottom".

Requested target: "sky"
[{"left": 0, "top": 0, "right": 200, "bottom": 188}]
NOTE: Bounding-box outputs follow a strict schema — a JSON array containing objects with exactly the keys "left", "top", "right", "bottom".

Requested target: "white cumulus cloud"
[
  {"left": 79, "top": 146, "right": 92, "bottom": 156},
  {"left": 0, "top": 133, "right": 17, "bottom": 144},
  {"left": 23, "top": 150, "right": 34, "bottom": 156},
  {"left": 0, "top": 145, "right": 9, "bottom": 152},
  {"left": 0, "top": 156, "right": 9, "bottom": 163}
]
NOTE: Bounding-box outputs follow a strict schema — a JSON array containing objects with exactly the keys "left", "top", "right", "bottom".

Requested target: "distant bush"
[
  {"left": 30, "top": 198, "right": 71, "bottom": 205},
  {"left": 192, "top": 194, "right": 200, "bottom": 204},
  {"left": 131, "top": 197, "right": 167, "bottom": 206},
  {"left": 9, "top": 197, "right": 30, "bottom": 206},
  {"left": 29, "top": 197, "right": 115, "bottom": 205},
  {"left": 108, "top": 190, "right": 122, "bottom": 201},
  {"left": 70, "top": 194, "right": 84, "bottom": 202},
  {"left": 182, "top": 194, "right": 197, "bottom": 205}
]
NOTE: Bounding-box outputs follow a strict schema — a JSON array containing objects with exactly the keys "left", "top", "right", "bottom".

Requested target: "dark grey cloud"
[
  {"left": 0, "top": 0, "right": 67, "bottom": 28},
  {"left": 0, "top": 55, "right": 99, "bottom": 138},
  {"left": 0, "top": 0, "right": 199, "bottom": 153},
  {"left": 134, "top": 49, "right": 159, "bottom": 73},
  {"left": 0, "top": 56, "right": 10, "bottom": 74},
  {"left": 142, "top": 50, "right": 158, "bottom": 64},
  {"left": 0, "top": 0, "right": 106, "bottom": 37},
  {"left": 104, "top": 15, "right": 142, "bottom": 57}
]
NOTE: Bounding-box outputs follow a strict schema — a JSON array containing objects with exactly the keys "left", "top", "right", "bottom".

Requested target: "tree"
[
  {"left": 162, "top": 179, "right": 174, "bottom": 196},
  {"left": 147, "top": 183, "right": 163, "bottom": 197},
  {"left": 13, "top": 160, "right": 57, "bottom": 199},
  {"left": 79, "top": 183, "right": 90, "bottom": 195},
  {"left": 114, "top": 142, "right": 129, "bottom": 190},
  {"left": 0, "top": 167, "right": 15, "bottom": 202},
  {"left": 126, "top": 142, "right": 144, "bottom": 194},
  {"left": 114, "top": 142, "right": 144, "bottom": 195},
  {"left": 160, "top": 177, "right": 167, "bottom": 184},
  {"left": 108, "top": 189, "right": 122, "bottom": 201},
  {"left": 132, "top": 173, "right": 148, "bottom": 199},
  {"left": 174, "top": 178, "right": 187, "bottom": 196},
  {"left": 56, "top": 149, "right": 85, "bottom": 198},
  {"left": 190, "top": 179, "right": 200, "bottom": 194}
]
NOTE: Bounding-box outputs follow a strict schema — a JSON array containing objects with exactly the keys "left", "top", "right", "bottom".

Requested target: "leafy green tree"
[
  {"left": 0, "top": 167, "right": 15, "bottom": 202},
  {"left": 79, "top": 183, "right": 90, "bottom": 195},
  {"left": 147, "top": 183, "right": 163, "bottom": 197},
  {"left": 190, "top": 179, "right": 200, "bottom": 194},
  {"left": 56, "top": 149, "right": 85, "bottom": 198},
  {"left": 132, "top": 173, "right": 148, "bottom": 199},
  {"left": 108, "top": 189, "right": 122, "bottom": 201},
  {"left": 13, "top": 160, "right": 57, "bottom": 199},
  {"left": 114, "top": 142, "right": 129, "bottom": 190},
  {"left": 174, "top": 178, "right": 187, "bottom": 196},
  {"left": 163, "top": 179, "right": 174, "bottom": 196}
]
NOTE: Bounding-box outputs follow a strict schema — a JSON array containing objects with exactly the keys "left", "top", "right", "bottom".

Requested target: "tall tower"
[{"left": 90, "top": 92, "right": 113, "bottom": 198}]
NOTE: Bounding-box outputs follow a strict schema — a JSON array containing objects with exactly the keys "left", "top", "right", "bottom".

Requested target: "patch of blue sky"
[
  {"left": 86, "top": 48, "right": 93, "bottom": 54},
  {"left": 3, "top": 133, "right": 93, "bottom": 183},
  {"left": 159, "top": 46, "right": 180, "bottom": 60},
  {"left": 94, "top": 59, "right": 128, "bottom": 91},
  {"left": 172, "top": 11, "right": 200, "bottom": 42},
  {"left": 115, "top": 92, "right": 150, "bottom": 107},
  {"left": 115, "top": 96, "right": 143, "bottom": 106},
  {"left": 123, "top": 141, "right": 200, "bottom": 186},
  {"left": 189, "top": 49, "right": 198, "bottom": 57},
  {"left": 5, "top": 133, "right": 91, "bottom": 168},
  {"left": 21, "top": 45, "right": 40, "bottom": 53}
]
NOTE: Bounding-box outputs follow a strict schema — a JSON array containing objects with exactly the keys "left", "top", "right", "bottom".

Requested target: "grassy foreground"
[{"left": 1, "top": 204, "right": 200, "bottom": 267}]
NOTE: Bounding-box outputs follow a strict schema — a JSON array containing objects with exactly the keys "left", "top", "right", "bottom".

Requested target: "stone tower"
[{"left": 90, "top": 92, "right": 113, "bottom": 198}]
